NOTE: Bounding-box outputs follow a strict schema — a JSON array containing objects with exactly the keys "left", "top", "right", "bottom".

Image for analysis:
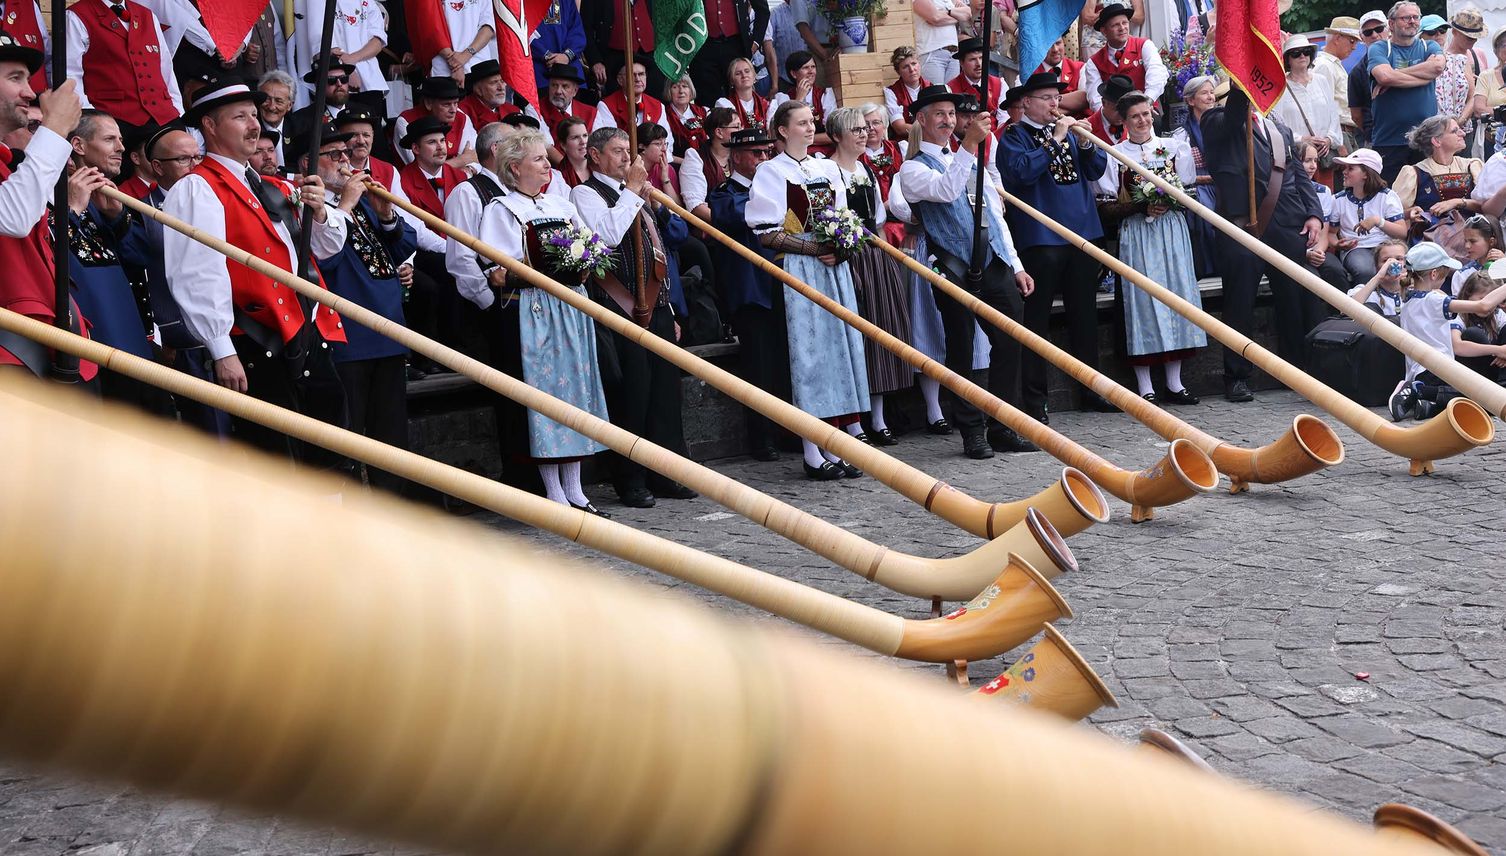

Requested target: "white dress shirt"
[
  {"left": 66, "top": 0, "right": 185, "bottom": 115},
  {"left": 897, "top": 140, "right": 1022, "bottom": 270},
  {"left": 1095, "top": 134, "right": 1197, "bottom": 197},
  {"left": 0, "top": 127, "right": 69, "bottom": 239},
  {"left": 680, "top": 146, "right": 712, "bottom": 214},
  {"left": 137, "top": 0, "right": 218, "bottom": 56},
  {"left": 1472, "top": 151, "right": 1506, "bottom": 204},
  {"left": 1081, "top": 39, "right": 1168, "bottom": 110},
  {"left": 570, "top": 170, "right": 645, "bottom": 249},
  {"left": 350, "top": 154, "right": 443, "bottom": 253},
  {"left": 391, "top": 111, "right": 477, "bottom": 165},
  {"left": 444, "top": 165, "right": 505, "bottom": 309},
  {"left": 426, "top": 0, "right": 498, "bottom": 77},
  {"left": 591, "top": 99, "right": 675, "bottom": 137},
  {"left": 162, "top": 152, "right": 349, "bottom": 360},
  {"left": 476, "top": 190, "right": 587, "bottom": 280},
  {"left": 294, "top": 0, "right": 389, "bottom": 97},
  {"left": 745, "top": 151, "right": 848, "bottom": 234},
  {"left": 883, "top": 82, "right": 921, "bottom": 124}
]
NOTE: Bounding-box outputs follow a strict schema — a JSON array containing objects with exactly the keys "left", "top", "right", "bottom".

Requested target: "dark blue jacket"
[
  {"left": 119, "top": 186, "right": 203, "bottom": 351},
  {"left": 707, "top": 174, "right": 777, "bottom": 313},
  {"left": 997, "top": 121, "right": 1108, "bottom": 248},
  {"left": 530, "top": 0, "right": 588, "bottom": 90},
  {"left": 70, "top": 204, "right": 153, "bottom": 360},
  {"left": 317, "top": 198, "right": 417, "bottom": 362}
]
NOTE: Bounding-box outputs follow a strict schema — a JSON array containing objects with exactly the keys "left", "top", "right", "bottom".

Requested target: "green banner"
[{"left": 651, "top": 0, "right": 708, "bottom": 79}]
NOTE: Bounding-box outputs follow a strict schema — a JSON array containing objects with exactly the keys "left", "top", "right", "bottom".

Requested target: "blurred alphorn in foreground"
[
  {"left": 99, "top": 186, "right": 1097, "bottom": 601},
  {"left": 0, "top": 380, "right": 1446, "bottom": 856},
  {"left": 1076, "top": 128, "right": 1506, "bottom": 434},
  {"left": 1001, "top": 186, "right": 1491, "bottom": 479},
  {"left": 365, "top": 183, "right": 1128, "bottom": 538},
  {"left": 651, "top": 188, "right": 1221, "bottom": 522},
  {"left": 0, "top": 314, "right": 1070, "bottom": 664}
]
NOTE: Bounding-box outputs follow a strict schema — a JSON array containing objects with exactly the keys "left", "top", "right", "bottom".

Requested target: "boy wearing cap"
[
  {"left": 1080, "top": 1, "right": 1166, "bottom": 113},
  {"left": 393, "top": 76, "right": 478, "bottom": 168}
]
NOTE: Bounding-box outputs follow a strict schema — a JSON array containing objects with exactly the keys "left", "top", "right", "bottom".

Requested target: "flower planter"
[{"left": 836, "top": 15, "right": 870, "bottom": 53}]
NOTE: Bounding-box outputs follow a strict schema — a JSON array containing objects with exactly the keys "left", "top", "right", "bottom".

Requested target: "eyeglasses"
[
  {"left": 1029, "top": 93, "right": 1062, "bottom": 102},
  {"left": 326, "top": 75, "right": 349, "bottom": 86},
  {"left": 319, "top": 148, "right": 351, "bottom": 160},
  {"left": 151, "top": 153, "right": 204, "bottom": 167},
  {"left": 751, "top": 147, "right": 774, "bottom": 158},
  {"left": 1393, "top": 14, "right": 1420, "bottom": 21},
  {"left": 1362, "top": 26, "right": 1385, "bottom": 35}
]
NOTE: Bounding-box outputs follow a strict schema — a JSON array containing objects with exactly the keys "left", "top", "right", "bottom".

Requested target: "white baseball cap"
[
  {"left": 1333, "top": 148, "right": 1384, "bottom": 174},
  {"left": 1360, "top": 10, "right": 1387, "bottom": 27}
]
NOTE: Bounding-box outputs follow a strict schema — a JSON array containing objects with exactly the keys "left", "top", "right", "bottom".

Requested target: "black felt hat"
[
  {"left": 727, "top": 127, "right": 773, "bottom": 148},
  {"left": 0, "top": 29, "right": 42, "bottom": 74},
  {"left": 545, "top": 64, "right": 586, "bottom": 84},
  {"left": 1094, "top": 1, "right": 1133, "bottom": 30},
  {"left": 905, "top": 84, "right": 965, "bottom": 120},
  {"left": 302, "top": 57, "right": 358, "bottom": 83},
  {"left": 184, "top": 78, "right": 268, "bottom": 126},
  {"left": 416, "top": 76, "right": 463, "bottom": 101},
  {"left": 1097, "top": 72, "right": 1136, "bottom": 104},
  {"left": 334, "top": 104, "right": 384, "bottom": 133},
  {"left": 464, "top": 59, "right": 502, "bottom": 91},
  {"left": 951, "top": 36, "right": 987, "bottom": 58},
  {"left": 400, "top": 115, "right": 451, "bottom": 149}
]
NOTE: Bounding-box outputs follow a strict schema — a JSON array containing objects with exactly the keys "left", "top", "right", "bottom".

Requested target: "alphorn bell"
[
  {"left": 649, "top": 190, "right": 1222, "bottom": 522},
  {"left": 96, "top": 186, "right": 1097, "bottom": 602},
  {"left": 0, "top": 393, "right": 1447, "bottom": 856},
  {"left": 1374, "top": 805, "right": 1489, "bottom": 856},
  {"left": 999, "top": 186, "right": 1493, "bottom": 476},
  {"left": 0, "top": 317, "right": 1067, "bottom": 664},
  {"left": 866, "top": 229, "right": 1345, "bottom": 493},
  {"left": 973, "top": 623, "right": 1118, "bottom": 722},
  {"left": 363, "top": 183, "right": 1118, "bottom": 538},
  {"left": 1075, "top": 127, "right": 1506, "bottom": 429}
]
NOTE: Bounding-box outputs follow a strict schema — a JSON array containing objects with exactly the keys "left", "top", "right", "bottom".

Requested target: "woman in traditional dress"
[
  {"left": 476, "top": 128, "right": 612, "bottom": 515},
  {"left": 664, "top": 73, "right": 708, "bottom": 159},
  {"left": 681, "top": 107, "right": 740, "bottom": 222},
  {"left": 554, "top": 116, "right": 592, "bottom": 188},
  {"left": 1094, "top": 92, "right": 1206, "bottom": 404},
  {"left": 860, "top": 102, "right": 905, "bottom": 202},
  {"left": 1170, "top": 74, "right": 1220, "bottom": 278},
  {"left": 1396, "top": 115, "right": 1486, "bottom": 248},
  {"left": 827, "top": 106, "right": 913, "bottom": 445},
  {"left": 715, "top": 57, "right": 785, "bottom": 136},
  {"left": 747, "top": 100, "right": 870, "bottom": 480}
]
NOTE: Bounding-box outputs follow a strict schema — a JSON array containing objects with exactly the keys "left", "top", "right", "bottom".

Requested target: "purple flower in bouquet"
[
  {"left": 809, "top": 205, "right": 871, "bottom": 255},
  {"left": 541, "top": 223, "right": 614, "bottom": 279}
]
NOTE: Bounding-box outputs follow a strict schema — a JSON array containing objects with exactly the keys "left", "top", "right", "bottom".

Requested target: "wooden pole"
[
  {"left": 47, "top": 0, "right": 78, "bottom": 382},
  {"left": 0, "top": 386, "right": 1448, "bottom": 856},
  {"left": 621, "top": 0, "right": 651, "bottom": 325},
  {"left": 294, "top": 0, "right": 341, "bottom": 281},
  {"left": 965, "top": 1, "right": 994, "bottom": 289}
]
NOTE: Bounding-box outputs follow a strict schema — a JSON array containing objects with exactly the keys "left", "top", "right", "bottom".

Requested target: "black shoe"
[
  {"left": 870, "top": 428, "right": 898, "bottom": 446},
  {"left": 852, "top": 431, "right": 872, "bottom": 445},
  {"left": 1025, "top": 406, "right": 1049, "bottom": 425},
  {"left": 1142, "top": 392, "right": 1158, "bottom": 404},
  {"left": 751, "top": 445, "right": 781, "bottom": 462},
  {"left": 1162, "top": 388, "right": 1200, "bottom": 406},
  {"left": 839, "top": 461, "right": 863, "bottom": 478},
  {"left": 406, "top": 364, "right": 428, "bottom": 382},
  {"left": 988, "top": 427, "right": 1039, "bottom": 453},
  {"left": 962, "top": 432, "right": 995, "bottom": 459},
  {"left": 804, "top": 461, "right": 845, "bottom": 480},
  {"left": 1084, "top": 392, "right": 1119, "bottom": 412},
  {"left": 1224, "top": 380, "right": 1255, "bottom": 403},
  {"left": 570, "top": 501, "right": 611, "bottom": 519},
  {"left": 1389, "top": 381, "right": 1418, "bottom": 422},
  {"left": 648, "top": 480, "right": 698, "bottom": 500},
  {"left": 617, "top": 487, "right": 656, "bottom": 508},
  {"left": 927, "top": 418, "right": 953, "bottom": 435}
]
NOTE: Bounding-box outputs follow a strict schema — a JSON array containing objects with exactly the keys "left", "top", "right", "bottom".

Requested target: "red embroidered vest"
[
  {"left": 604, "top": 92, "right": 666, "bottom": 131},
  {"left": 947, "top": 73, "right": 1003, "bottom": 112},
  {"left": 458, "top": 93, "right": 518, "bottom": 129},
  {"left": 73, "top": 0, "right": 179, "bottom": 126},
  {"left": 360, "top": 156, "right": 398, "bottom": 191},
  {"left": 3, "top": 0, "right": 47, "bottom": 95},
  {"left": 539, "top": 98, "right": 594, "bottom": 141},
  {"left": 861, "top": 140, "right": 903, "bottom": 200},
  {"left": 607, "top": 0, "right": 654, "bottom": 51},
  {"left": 192, "top": 158, "right": 345, "bottom": 346},
  {"left": 1088, "top": 109, "right": 1125, "bottom": 144},
  {"left": 666, "top": 104, "right": 708, "bottom": 154},
  {"left": 399, "top": 106, "right": 471, "bottom": 158},
  {"left": 1089, "top": 37, "right": 1149, "bottom": 92},
  {"left": 399, "top": 160, "right": 466, "bottom": 220},
  {"left": 729, "top": 92, "right": 770, "bottom": 133}
]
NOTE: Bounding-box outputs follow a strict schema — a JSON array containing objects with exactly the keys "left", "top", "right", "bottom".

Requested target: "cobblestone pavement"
[{"left": 3, "top": 391, "right": 1504, "bottom": 854}]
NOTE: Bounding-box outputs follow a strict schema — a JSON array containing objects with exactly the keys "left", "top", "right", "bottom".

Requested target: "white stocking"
[
  {"left": 869, "top": 394, "right": 888, "bottom": 431},
  {"left": 1133, "top": 365, "right": 1154, "bottom": 396},
  {"left": 538, "top": 463, "right": 566, "bottom": 505},
  {"left": 919, "top": 376, "right": 943, "bottom": 422},
  {"left": 561, "top": 461, "right": 590, "bottom": 506}
]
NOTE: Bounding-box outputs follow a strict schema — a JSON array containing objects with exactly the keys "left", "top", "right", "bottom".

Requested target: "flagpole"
[
  {"left": 966, "top": 3, "right": 995, "bottom": 290},
  {"left": 48, "top": 0, "right": 78, "bottom": 382},
  {"left": 622, "top": 0, "right": 648, "bottom": 324},
  {"left": 1246, "top": 114, "right": 1257, "bottom": 229},
  {"left": 295, "top": 0, "right": 341, "bottom": 282}
]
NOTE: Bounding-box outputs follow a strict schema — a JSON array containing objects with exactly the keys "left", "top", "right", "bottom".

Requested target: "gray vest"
[{"left": 911, "top": 150, "right": 1009, "bottom": 269}]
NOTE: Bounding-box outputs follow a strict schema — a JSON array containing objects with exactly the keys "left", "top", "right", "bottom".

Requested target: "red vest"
[
  {"left": 1036, "top": 58, "right": 1085, "bottom": 94},
  {"left": 192, "top": 157, "right": 345, "bottom": 346},
  {"left": 539, "top": 98, "right": 594, "bottom": 141},
  {"left": 457, "top": 93, "right": 518, "bottom": 129},
  {"left": 1089, "top": 36, "right": 1150, "bottom": 93},
  {"left": 117, "top": 174, "right": 155, "bottom": 201},
  {"left": 1087, "top": 109, "right": 1125, "bottom": 144},
  {"left": 604, "top": 92, "right": 666, "bottom": 132},
  {"left": 666, "top": 104, "right": 708, "bottom": 154},
  {"left": 887, "top": 78, "right": 931, "bottom": 116},
  {"left": 360, "top": 156, "right": 398, "bottom": 192},
  {"left": 607, "top": 0, "right": 654, "bottom": 52},
  {"left": 947, "top": 73, "right": 1003, "bottom": 113},
  {"left": 73, "top": 0, "right": 179, "bottom": 127},
  {"left": 861, "top": 140, "right": 903, "bottom": 200},
  {"left": 399, "top": 107, "right": 473, "bottom": 158},
  {"left": 727, "top": 92, "right": 771, "bottom": 132},
  {"left": 399, "top": 160, "right": 467, "bottom": 220},
  {"left": 2, "top": 0, "right": 47, "bottom": 95}
]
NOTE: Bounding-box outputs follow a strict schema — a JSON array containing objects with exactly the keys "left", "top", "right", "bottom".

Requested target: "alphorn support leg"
[{"left": 932, "top": 597, "right": 969, "bottom": 686}]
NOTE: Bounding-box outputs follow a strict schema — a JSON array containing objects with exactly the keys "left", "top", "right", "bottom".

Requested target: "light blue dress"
[{"left": 906, "top": 233, "right": 992, "bottom": 370}]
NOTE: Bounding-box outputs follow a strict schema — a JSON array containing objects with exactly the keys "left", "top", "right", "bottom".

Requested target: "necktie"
[
  {"left": 429, "top": 178, "right": 443, "bottom": 192},
  {"left": 110, "top": 2, "right": 128, "bottom": 20}
]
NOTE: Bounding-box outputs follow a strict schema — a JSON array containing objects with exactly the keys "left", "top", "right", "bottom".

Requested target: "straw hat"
[
  {"left": 1325, "top": 17, "right": 1361, "bottom": 39},
  {"left": 1450, "top": 8, "right": 1486, "bottom": 38},
  {"left": 1282, "top": 34, "right": 1317, "bottom": 58}
]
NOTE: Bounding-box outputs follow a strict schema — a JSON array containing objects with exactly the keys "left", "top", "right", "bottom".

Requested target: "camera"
[{"left": 1493, "top": 104, "right": 1506, "bottom": 124}]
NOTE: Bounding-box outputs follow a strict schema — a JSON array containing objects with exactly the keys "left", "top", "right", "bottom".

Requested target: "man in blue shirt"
[{"left": 1366, "top": 1, "right": 1444, "bottom": 181}]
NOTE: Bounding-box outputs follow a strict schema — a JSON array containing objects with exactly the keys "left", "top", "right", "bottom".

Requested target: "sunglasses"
[
  {"left": 1362, "top": 26, "right": 1385, "bottom": 35},
  {"left": 326, "top": 75, "right": 349, "bottom": 86}
]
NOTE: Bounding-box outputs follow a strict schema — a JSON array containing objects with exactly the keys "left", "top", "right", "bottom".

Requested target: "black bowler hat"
[
  {"left": 464, "top": 59, "right": 502, "bottom": 91},
  {"left": 545, "top": 64, "right": 585, "bottom": 85},
  {"left": 1005, "top": 70, "right": 1069, "bottom": 105},
  {"left": 400, "top": 115, "right": 451, "bottom": 149},
  {"left": 1097, "top": 72, "right": 1136, "bottom": 104},
  {"left": 905, "top": 83, "right": 965, "bottom": 120},
  {"left": 0, "top": 29, "right": 42, "bottom": 73},
  {"left": 302, "top": 57, "right": 357, "bottom": 83},
  {"left": 125, "top": 120, "right": 163, "bottom": 152},
  {"left": 1094, "top": 1, "right": 1133, "bottom": 29},
  {"left": 956, "top": 96, "right": 982, "bottom": 114},
  {"left": 727, "top": 127, "right": 773, "bottom": 148},
  {"left": 257, "top": 126, "right": 280, "bottom": 143},
  {"left": 184, "top": 78, "right": 268, "bottom": 126},
  {"left": 1002, "top": 87, "right": 1025, "bottom": 108},
  {"left": 334, "top": 104, "right": 384, "bottom": 133},
  {"left": 417, "top": 76, "right": 463, "bottom": 101},
  {"left": 952, "top": 36, "right": 987, "bottom": 58}
]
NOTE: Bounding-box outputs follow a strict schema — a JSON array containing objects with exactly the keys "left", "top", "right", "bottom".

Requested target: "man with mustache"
[
  {"left": 528, "top": 65, "right": 594, "bottom": 149},
  {"left": 163, "top": 79, "right": 353, "bottom": 475}
]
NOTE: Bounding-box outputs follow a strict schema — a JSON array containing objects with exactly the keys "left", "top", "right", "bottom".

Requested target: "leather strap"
[
  {"left": 631, "top": 210, "right": 667, "bottom": 328},
  {"left": 1252, "top": 118, "right": 1286, "bottom": 239}
]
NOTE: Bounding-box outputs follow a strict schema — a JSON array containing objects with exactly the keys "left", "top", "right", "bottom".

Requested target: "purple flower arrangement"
[
  {"left": 540, "top": 223, "right": 613, "bottom": 279},
  {"left": 1129, "top": 166, "right": 1186, "bottom": 213},
  {"left": 809, "top": 206, "right": 870, "bottom": 256},
  {"left": 1161, "top": 18, "right": 1222, "bottom": 99}
]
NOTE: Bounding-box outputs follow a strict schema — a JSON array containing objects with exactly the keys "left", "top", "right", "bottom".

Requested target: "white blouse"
[
  {"left": 476, "top": 191, "right": 586, "bottom": 266},
  {"left": 746, "top": 152, "right": 849, "bottom": 234},
  {"left": 1271, "top": 75, "right": 1343, "bottom": 150},
  {"left": 1095, "top": 134, "right": 1197, "bottom": 198}
]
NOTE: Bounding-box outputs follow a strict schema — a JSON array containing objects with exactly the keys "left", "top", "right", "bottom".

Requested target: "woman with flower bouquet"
[
  {"left": 1093, "top": 91, "right": 1207, "bottom": 405},
  {"left": 476, "top": 128, "right": 613, "bottom": 516},
  {"left": 746, "top": 100, "right": 872, "bottom": 481},
  {"left": 829, "top": 106, "right": 914, "bottom": 446}
]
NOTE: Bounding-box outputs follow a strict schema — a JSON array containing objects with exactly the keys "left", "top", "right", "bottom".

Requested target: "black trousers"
[
  {"left": 689, "top": 36, "right": 749, "bottom": 108},
  {"left": 730, "top": 291, "right": 791, "bottom": 450},
  {"left": 232, "top": 333, "right": 352, "bottom": 476},
  {"left": 932, "top": 256, "right": 1025, "bottom": 434},
  {"left": 336, "top": 354, "right": 410, "bottom": 495},
  {"left": 1459, "top": 325, "right": 1506, "bottom": 382},
  {"left": 98, "top": 366, "right": 173, "bottom": 418},
  {"left": 412, "top": 250, "right": 463, "bottom": 358},
  {"left": 1019, "top": 243, "right": 1101, "bottom": 415},
  {"left": 591, "top": 294, "right": 687, "bottom": 495},
  {"left": 1216, "top": 225, "right": 1329, "bottom": 381},
  {"left": 172, "top": 347, "right": 231, "bottom": 436},
  {"left": 1377, "top": 145, "right": 1414, "bottom": 184}
]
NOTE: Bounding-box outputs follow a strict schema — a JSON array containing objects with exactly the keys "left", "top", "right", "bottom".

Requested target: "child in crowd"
[
  {"left": 1329, "top": 149, "right": 1409, "bottom": 286},
  {"left": 1389, "top": 242, "right": 1506, "bottom": 421},
  {"left": 1452, "top": 272, "right": 1506, "bottom": 382},
  {"left": 1299, "top": 142, "right": 1333, "bottom": 222},
  {"left": 1452, "top": 214, "right": 1506, "bottom": 294},
  {"left": 1349, "top": 239, "right": 1409, "bottom": 317}
]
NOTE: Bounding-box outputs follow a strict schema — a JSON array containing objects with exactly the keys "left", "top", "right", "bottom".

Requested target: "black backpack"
[{"left": 1305, "top": 313, "right": 1405, "bottom": 407}]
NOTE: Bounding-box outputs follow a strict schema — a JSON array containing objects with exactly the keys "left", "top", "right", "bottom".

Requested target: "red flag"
[
  {"left": 492, "top": 0, "right": 553, "bottom": 111},
  {"left": 405, "top": 0, "right": 452, "bottom": 73},
  {"left": 1214, "top": 0, "right": 1286, "bottom": 113},
  {"left": 199, "top": 0, "right": 272, "bottom": 60}
]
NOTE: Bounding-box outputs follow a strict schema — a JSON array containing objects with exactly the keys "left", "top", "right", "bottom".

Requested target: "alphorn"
[
  {"left": 649, "top": 189, "right": 1221, "bottom": 522},
  {"left": 0, "top": 320, "right": 1064, "bottom": 664},
  {"left": 866, "top": 228, "right": 1345, "bottom": 492},
  {"left": 99, "top": 187, "right": 1098, "bottom": 601},
  {"left": 363, "top": 183, "right": 1135, "bottom": 535},
  {"left": 1374, "top": 805, "right": 1489, "bottom": 856},
  {"left": 973, "top": 623, "right": 1118, "bottom": 721},
  {"left": 0, "top": 393, "right": 1446, "bottom": 856},
  {"left": 1076, "top": 127, "right": 1506, "bottom": 426},
  {"left": 999, "top": 187, "right": 1494, "bottom": 476}
]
